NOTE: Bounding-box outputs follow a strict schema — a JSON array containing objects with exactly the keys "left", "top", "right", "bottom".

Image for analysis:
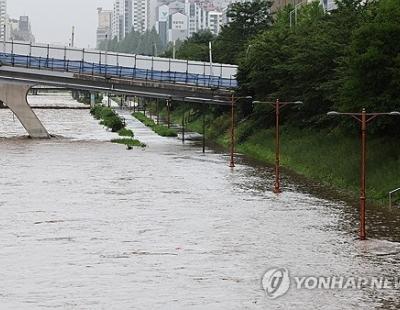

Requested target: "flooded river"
[{"left": 1, "top": 93, "right": 400, "bottom": 309}]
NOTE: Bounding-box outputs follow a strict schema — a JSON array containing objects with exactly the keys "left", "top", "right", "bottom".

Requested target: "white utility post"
[
  {"left": 290, "top": 0, "right": 308, "bottom": 29},
  {"left": 209, "top": 41, "right": 214, "bottom": 77},
  {"left": 3, "top": 24, "right": 6, "bottom": 53}
]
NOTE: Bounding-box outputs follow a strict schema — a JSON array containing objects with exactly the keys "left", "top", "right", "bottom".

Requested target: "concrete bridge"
[{"left": 0, "top": 41, "right": 237, "bottom": 138}]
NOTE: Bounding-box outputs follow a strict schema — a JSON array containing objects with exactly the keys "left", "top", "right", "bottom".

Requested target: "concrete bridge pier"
[
  {"left": 90, "top": 92, "right": 96, "bottom": 108},
  {"left": 0, "top": 82, "right": 49, "bottom": 138}
]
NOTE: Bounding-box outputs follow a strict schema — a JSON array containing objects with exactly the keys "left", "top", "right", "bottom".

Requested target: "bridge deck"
[{"left": 0, "top": 41, "right": 237, "bottom": 89}]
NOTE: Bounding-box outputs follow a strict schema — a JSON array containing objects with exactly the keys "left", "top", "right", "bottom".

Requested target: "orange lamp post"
[
  {"left": 253, "top": 99, "right": 302, "bottom": 193},
  {"left": 327, "top": 109, "right": 400, "bottom": 240}
]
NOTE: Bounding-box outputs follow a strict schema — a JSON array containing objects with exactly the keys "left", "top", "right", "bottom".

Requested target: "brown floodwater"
[{"left": 0, "top": 93, "right": 400, "bottom": 309}]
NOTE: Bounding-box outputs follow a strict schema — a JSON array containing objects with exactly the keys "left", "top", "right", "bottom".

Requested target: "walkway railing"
[
  {"left": 389, "top": 188, "right": 400, "bottom": 207},
  {"left": 0, "top": 40, "right": 237, "bottom": 89}
]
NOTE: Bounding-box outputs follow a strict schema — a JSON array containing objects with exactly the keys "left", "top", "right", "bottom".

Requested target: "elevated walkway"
[
  {"left": 0, "top": 41, "right": 238, "bottom": 138},
  {"left": 0, "top": 41, "right": 237, "bottom": 89}
]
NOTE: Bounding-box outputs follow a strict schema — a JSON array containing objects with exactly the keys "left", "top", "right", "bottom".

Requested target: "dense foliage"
[
  {"left": 99, "top": 28, "right": 164, "bottom": 56},
  {"left": 166, "top": 0, "right": 400, "bottom": 137},
  {"left": 132, "top": 112, "right": 178, "bottom": 137},
  {"left": 90, "top": 105, "right": 124, "bottom": 132},
  {"left": 162, "top": 31, "right": 215, "bottom": 61}
]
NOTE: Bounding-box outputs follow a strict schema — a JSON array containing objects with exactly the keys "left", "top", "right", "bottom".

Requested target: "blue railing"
[{"left": 0, "top": 52, "right": 237, "bottom": 89}]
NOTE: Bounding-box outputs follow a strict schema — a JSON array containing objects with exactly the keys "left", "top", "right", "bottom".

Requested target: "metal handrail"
[
  {"left": 1, "top": 40, "right": 237, "bottom": 78},
  {"left": 389, "top": 188, "right": 400, "bottom": 207},
  {"left": 0, "top": 40, "right": 238, "bottom": 89}
]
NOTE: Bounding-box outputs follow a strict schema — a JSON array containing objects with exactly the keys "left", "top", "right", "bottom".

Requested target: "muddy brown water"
[{"left": 0, "top": 93, "right": 400, "bottom": 309}]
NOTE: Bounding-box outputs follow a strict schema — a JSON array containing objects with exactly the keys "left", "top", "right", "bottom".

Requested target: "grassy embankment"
[
  {"left": 167, "top": 106, "right": 400, "bottom": 205},
  {"left": 90, "top": 105, "right": 146, "bottom": 148},
  {"left": 132, "top": 112, "right": 178, "bottom": 137}
]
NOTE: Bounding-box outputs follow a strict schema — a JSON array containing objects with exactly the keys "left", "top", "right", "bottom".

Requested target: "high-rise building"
[
  {"left": 321, "top": 0, "right": 336, "bottom": 11},
  {"left": 133, "top": 0, "right": 149, "bottom": 33},
  {"left": 5, "top": 17, "right": 17, "bottom": 40},
  {"left": 112, "top": 0, "right": 133, "bottom": 40},
  {"left": 169, "top": 0, "right": 185, "bottom": 14},
  {"left": 124, "top": 0, "right": 133, "bottom": 34},
  {"left": 148, "top": 0, "right": 158, "bottom": 31},
  {"left": 112, "top": 0, "right": 122, "bottom": 40},
  {"left": 186, "top": 1, "right": 208, "bottom": 37},
  {"left": 10, "top": 16, "right": 35, "bottom": 42},
  {"left": 207, "top": 11, "right": 222, "bottom": 35},
  {"left": 168, "top": 11, "right": 187, "bottom": 42},
  {"left": 97, "top": 8, "right": 112, "bottom": 46},
  {"left": 156, "top": 4, "right": 169, "bottom": 45},
  {"left": 0, "top": 0, "right": 6, "bottom": 41}
]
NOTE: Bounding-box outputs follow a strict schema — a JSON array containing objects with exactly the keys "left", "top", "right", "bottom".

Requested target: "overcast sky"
[{"left": 8, "top": 0, "right": 113, "bottom": 48}]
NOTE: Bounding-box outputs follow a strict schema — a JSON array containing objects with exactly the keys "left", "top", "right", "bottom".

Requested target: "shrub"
[
  {"left": 118, "top": 128, "right": 134, "bottom": 137},
  {"left": 132, "top": 112, "right": 177, "bottom": 137},
  {"left": 111, "top": 138, "right": 146, "bottom": 148}
]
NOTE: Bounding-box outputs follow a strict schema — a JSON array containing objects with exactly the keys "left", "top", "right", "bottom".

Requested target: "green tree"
[
  {"left": 237, "top": 0, "right": 370, "bottom": 127},
  {"left": 213, "top": 0, "right": 274, "bottom": 64},
  {"left": 339, "top": 0, "right": 400, "bottom": 135},
  {"left": 99, "top": 27, "right": 164, "bottom": 56}
]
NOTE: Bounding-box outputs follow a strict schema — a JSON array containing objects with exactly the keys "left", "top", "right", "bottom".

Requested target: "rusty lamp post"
[
  {"left": 219, "top": 95, "right": 252, "bottom": 168},
  {"left": 183, "top": 95, "right": 251, "bottom": 166},
  {"left": 211, "top": 95, "right": 252, "bottom": 167},
  {"left": 327, "top": 109, "right": 400, "bottom": 240},
  {"left": 253, "top": 99, "right": 302, "bottom": 193},
  {"left": 166, "top": 98, "right": 171, "bottom": 128}
]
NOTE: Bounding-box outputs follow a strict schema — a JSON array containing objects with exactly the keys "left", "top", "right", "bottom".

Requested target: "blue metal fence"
[{"left": 0, "top": 52, "right": 237, "bottom": 89}]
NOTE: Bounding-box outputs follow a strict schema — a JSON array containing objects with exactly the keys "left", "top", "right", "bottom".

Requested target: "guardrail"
[
  {"left": 389, "top": 188, "right": 400, "bottom": 207},
  {"left": 0, "top": 40, "right": 237, "bottom": 89}
]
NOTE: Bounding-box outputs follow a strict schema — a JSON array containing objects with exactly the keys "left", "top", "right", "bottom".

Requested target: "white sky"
[{"left": 8, "top": 0, "right": 112, "bottom": 48}]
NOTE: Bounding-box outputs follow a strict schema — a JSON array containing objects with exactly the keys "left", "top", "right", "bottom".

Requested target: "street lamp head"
[
  {"left": 294, "top": 101, "right": 303, "bottom": 104},
  {"left": 244, "top": 96, "right": 253, "bottom": 99},
  {"left": 327, "top": 111, "right": 339, "bottom": 116},
  {"left": 389, "top": 111, "right": 400, "bottom": 116}
]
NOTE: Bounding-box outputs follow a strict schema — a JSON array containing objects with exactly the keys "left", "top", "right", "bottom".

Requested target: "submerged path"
[{"left": 0, "top": 94, "right": 399, "bottom": 309}]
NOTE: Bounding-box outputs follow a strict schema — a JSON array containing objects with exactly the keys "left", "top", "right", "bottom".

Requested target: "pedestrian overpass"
[{"left": 0, "top": 41, "right": 237, "bottom": 138}]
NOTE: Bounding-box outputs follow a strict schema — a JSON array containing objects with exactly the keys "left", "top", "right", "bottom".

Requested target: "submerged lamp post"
[
  {"left": 166, "top": 98, "right": 171, "bottom": 128},
  {"left": 327, "top": 109, "right": 400, "bottom": 240},
  {"left": 188, "top": 95, "right": 252, "bottom": 167},
  {"left": 223, "top": 95, "right": 252, "bottom": 168},
  {"left": 253, "top": 99, "right": 303, "bottom": 193}
]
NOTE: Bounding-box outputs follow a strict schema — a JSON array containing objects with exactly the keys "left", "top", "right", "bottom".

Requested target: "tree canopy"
[{"left": 99, "top": 28, "right": 164, "bottom": 56}]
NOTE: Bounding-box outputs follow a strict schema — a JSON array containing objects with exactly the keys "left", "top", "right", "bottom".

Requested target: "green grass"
[
  {"left": 111, "top": 138, "right": 146, "bottom": 148},
  {"left": 235, "top": 126, "right": 400, "bottom": 201},
  {"left": 167, "top": 108, "right": 400, "bottom": 204},
  {"left": 132, "top": 112, "right": 177, "bottom": 137},
  {"left": 118, "top": 128, "right": 134, "bottom": 137},
  {"left": 90, "top": 105, "right": 124, "bottom": 132},
  {"left": 91, "top": 104, "right": 146, "bottom": 148}
]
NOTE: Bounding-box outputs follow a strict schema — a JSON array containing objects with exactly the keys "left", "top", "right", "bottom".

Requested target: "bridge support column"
[
  {"left": 181, "top": 111, "right": 185, "bottom": 143},
  {"left": 90, "top": 93, "right": 96, "bottom": 108},
  {"left": 202, "top": 104, "right": 206, "bottom": 153},
  {"left": 0, "top": 82, "right": 49, "bottom": 138}
]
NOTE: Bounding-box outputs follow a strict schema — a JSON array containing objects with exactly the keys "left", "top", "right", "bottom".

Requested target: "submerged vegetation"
[
  {"left": 118, "top": 128, "right": 134, "bottom": 137},
  {"left": 132, "top": 112, "right": 177, "bottom": 137},
  {"left": 90, "top": 105, "right": 124, "bottom": 132},
  {"left": 111, "top": 138, "right": 146, "bottom": 148},
  {"left": 90, "top": 105, "right": 145, "bottom": 148},
  {"left": 154, "top": 0, "right": 400, "bottom": 204}
]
